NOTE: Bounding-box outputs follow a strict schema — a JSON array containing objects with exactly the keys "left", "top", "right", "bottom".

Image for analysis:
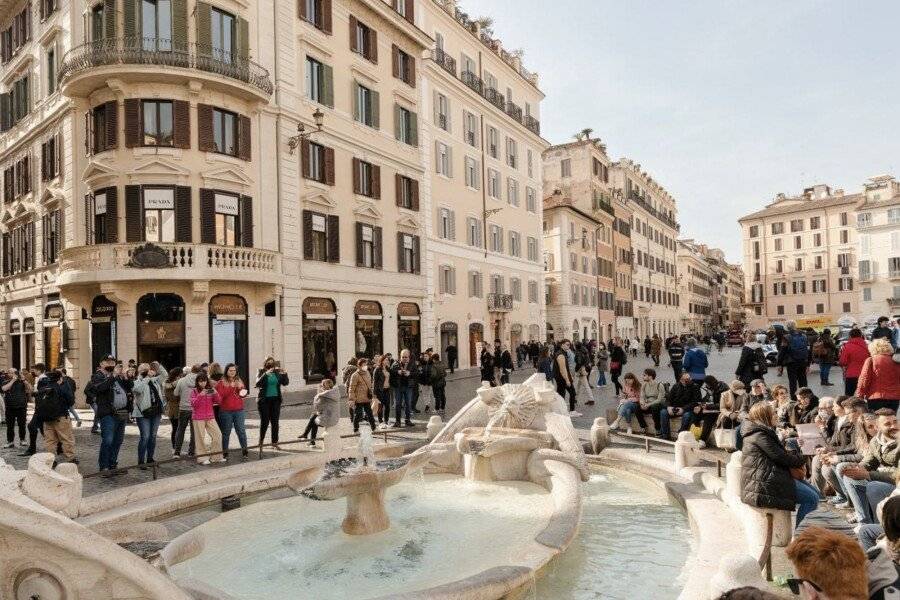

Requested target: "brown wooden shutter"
[
  {"left": 396, "top": 233, "right": 404, "bottom": 272},
  {"left": 409, "top": 56, "right": 416, "bottom": 87},
  {"left": 326, "top": 214, "right": 339, "bottom": 263},
  {"left": 351, "top": 158, "right": 360, "bottom": 194},
  {"left": 84, "top": 110, "right": 91, "bottom": 155},
  {"left": 124, "top": 185, "right": 142, "bottom": 242},
  {"left": 368, "top": 28, "right": 378, "bottom": 63},
  {"left": 298, "top": 0, "right": 307, "bottom": 19},
  {"left": 103, "top": 0, "right": 116, "bottom": 38},
  {"left": 355, "top": 221, "right": 363, "bottom": 267},
  {"left": 40, "top": 141, "right": 46, "bottom": 180},
  {"left": 199, "top": 188, "right": 215, "bottom": 243},
  {"left": 302, "top": 210, "right": 313, "bottom": 259},
  {"left": 394, "top": 173, "right": 402, "bottom": 207},
  {"left": 175, "top": 186, "right": 192, "bottom": 242},
  {"left": 371, "top": 165, "right": 381, "bottom": 199},
  {"left": 323, "top": 146, "right": 335, "bottom": 185},
  {"left": 411, "top": 179, "right": 419, "bottom": 211},
  {"left": 391, "top": 44, "right": 399, "bottom": 78},
  {"left": 321, "top": 0, "right": 332, "bottom": 34},
  {"left": 404, "top": 0, "right": 414, "bottom": 23},
  {"left": 238, "top": 114, "right": 251, "bottom": 161},
  {"left": 348, "top": 15, "right": 358, "bottom": 52},
  {"left": 54, "top": 133, "right": 62, "bottom": 178},
  {"left": 124, "top": 99, "right": 141, "bottom": 148},
  {"left": 300, "top": 139, "right": 311, "bottom": 179},
  {"left": 123, "top": 0, "right": 136, "bottom": 38},
  {"left": 104, "top": 101, "right": 117, "bottom": 150},
  {"left": 197, "top": 104, "right": 214, "bottom": 151},
  {"left": 240, "top": 195, "right": 253, "bottom": 247},
  {"left": 105, "top": 186, "right": 119, "bottom": 243},
  {"left": 373, "top": 226, "right": 382, "bottom": 269},
  {"left": 173, "top": 101, "right": 190, "bottom": 149},
  {"left": 412, "top": 235, "right": 420, "bottom": 274}
]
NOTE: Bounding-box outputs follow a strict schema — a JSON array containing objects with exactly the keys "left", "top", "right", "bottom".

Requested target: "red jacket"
[
  {"left": 856, "top": 354, "right": 900, "bottom": 400},
  {"left": 215, "top": 380, "right": 246, "bottom": 412},
  {"left": 839, "top": 337, "right": 869, "bottom": 378}
]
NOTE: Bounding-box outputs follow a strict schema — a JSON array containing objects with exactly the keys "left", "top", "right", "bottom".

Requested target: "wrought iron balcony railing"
[
  {"left": 58, "top": 37, "right": 273, "bottom": 96},
  {"left": 461, "top": 70, "right": 483, "bottom": 95},
  {"left": 432, "top": 48, "right": 456, "bottom": 77},
  {"left": 487, "top": 293, "right": 514, "bottom": 312},
  {"left": 524, "top": 115, "right": 540, "bottom": 135},
  {"left": 505, "top": 100, "right": 522, "bottom": 122}
]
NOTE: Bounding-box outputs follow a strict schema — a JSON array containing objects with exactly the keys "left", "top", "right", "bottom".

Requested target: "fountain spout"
[{"left": 358, "top": 422, "right": 376, "bottom": 469}]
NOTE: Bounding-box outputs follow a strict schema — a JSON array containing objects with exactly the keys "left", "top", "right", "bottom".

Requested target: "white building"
[{"left": 857, "top": 175, "right": 900, "bottom": 321}]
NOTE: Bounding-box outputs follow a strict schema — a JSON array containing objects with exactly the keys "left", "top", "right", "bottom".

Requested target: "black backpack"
[{"left": 35, "top": 385, "right": 67, "bottom": 420}]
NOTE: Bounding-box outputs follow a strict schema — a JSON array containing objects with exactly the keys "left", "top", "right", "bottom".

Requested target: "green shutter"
[
  {"left": 237, "top": 17, "right": 249, "bottom": 59},
  {"left": 410, "top": 111, "right": 418, "bottom": 146},
  {"left": 103, "top": 0, "right": 116, "bottom": 39},
  {"left": 370, "top": 89, "right": 379, "bottom": 129},
  {"left": 321, "top": 64, "right": 334, "bottom": 108},
  {"left": 172, "top": 0, "right": 187, "bottom": 50},
  {"left": 393, "top": 104, "right": 401, "bottom": 141},
  {"left": 196, "top": 1, "right": 211, "bottom": 51},
  {"left": 123, "top": 0, "right": 136, "bottom": 39}
]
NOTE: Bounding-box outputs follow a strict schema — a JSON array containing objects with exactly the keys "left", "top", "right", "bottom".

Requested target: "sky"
[{"left": 473, "top": 0, "right": 900, "bottom": 263}]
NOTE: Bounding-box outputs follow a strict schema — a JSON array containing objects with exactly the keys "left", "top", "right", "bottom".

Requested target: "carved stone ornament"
[{"left": 127, "top": 243, "right": 173, "bottom": 269}]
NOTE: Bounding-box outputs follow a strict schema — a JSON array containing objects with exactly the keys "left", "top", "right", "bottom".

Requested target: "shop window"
[
  {"left": 354, "top": 300, "right": 383, "bottom": 359},
  {"left": 302, "top": 297, "right": 337, "bottom": 382},
  {"left": 142, "top": 188, "right": 176, "bottom": 243}
]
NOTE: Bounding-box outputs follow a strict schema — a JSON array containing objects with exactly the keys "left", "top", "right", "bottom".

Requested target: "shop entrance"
[
  {"left": 209, "top": 295, "right": 248, "bottom": 379},
  {"left": 397, "top": 303, "right": 421, "bottom": 356},
  {"left": 354, "top": 300, "right": 383, "bottom": 359},
  {"left": 137, "top": 293, "right": 185, "bottom": 368},
  {"left": 91, "top": 295, "right": 117, "bottom": 369},
  {"left": 302, "top": 297, "right": 337, "bottom": 382},
  {"left": 43, "top": 304, "right": 65, "bottom": 370},
  {"left": 439, "top": 322, "right": 458, "bottom": 366},
  {"left": 468, "top": 322, "right": 484, "bottom": 368}
]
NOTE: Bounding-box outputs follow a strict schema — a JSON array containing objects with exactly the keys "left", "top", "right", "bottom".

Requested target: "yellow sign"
[{"left": 795, "top": 317, "right": 832, "bottom": 331}]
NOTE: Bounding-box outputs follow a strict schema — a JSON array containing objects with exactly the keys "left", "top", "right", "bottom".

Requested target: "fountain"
[{"left": 294, "top": 423, "right": 432, "bottom": 535}]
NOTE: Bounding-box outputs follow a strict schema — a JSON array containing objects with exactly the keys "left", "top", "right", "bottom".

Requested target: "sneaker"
[
  {"left": 568, "top": 411, "right": 583, "bottom": 418},
  {"left": 847, "top": 514, "right": 860, "bottom": 524},
  {"left": 173, "top": 451, "right": 181, "bottom": 458},
  {"left": 828, "top": 496, "right": 848, "bottom": 506},
  {"left": 379, "top": 423, "right": 389, "bottom": 430},
  {"left": 200, "top": 459, "right": 211, "bottom": 466},
  {"left": 309, "top": 440, "right": 317, "bottom": 447},
  {"left": 2, "top": 442, "right": 13, "bottom": 449},
  {"left": 392, "top": 422, "right": 402, "bottom": 428},
  {"left": 698, "top": 441, "right": 707, "bottom": 449},
  {"left": 212, "top": 458, "right": 226, "bottom": 463},
  {"left": 404, "top": 421, "right": 414, "bottom": 427},
  {"left": 835, "top": 501, "right": 851, "bottom": 509}
]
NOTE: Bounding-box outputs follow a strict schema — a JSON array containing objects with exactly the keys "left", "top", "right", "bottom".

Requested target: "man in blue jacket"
[{"left": 682, "top": 338, "right": 708, "bottom": 385}]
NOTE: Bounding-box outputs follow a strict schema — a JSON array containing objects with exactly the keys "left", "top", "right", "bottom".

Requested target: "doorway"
[
  {"left": 137, "top": 293, "right": 185, "bottom": 368},
  {"left": 468, "top": 322, "right": 484, "bottom": 368},
  {"left": 91, "top": 295, "right": 117, "bottom": 369},
  {"left": 209, "top": 294, "right": 248, "bottom": 379}
]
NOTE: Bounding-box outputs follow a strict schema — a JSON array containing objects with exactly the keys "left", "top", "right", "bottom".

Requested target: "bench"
[{"left": 605, "top": 408, "right": 682, "bottom": 437}]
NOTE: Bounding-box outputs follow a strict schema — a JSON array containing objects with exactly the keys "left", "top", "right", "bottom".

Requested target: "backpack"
[
  {"left": 789, "top": 333, "right": 809, "bottom": 362},
  {"left": 753, "top": 347, "right": 768, "bottom": 374},
  {"left": 812, "top": 340, "right": 827, "bottom": 360},
  {"left": 35, "top": 385, "right": 66, "bottom": 420},
  {"left": 83, "top": 379, "right": 97, "bottom": 402}
]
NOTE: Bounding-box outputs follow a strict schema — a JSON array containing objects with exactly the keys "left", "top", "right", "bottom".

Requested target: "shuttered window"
[
  {"left": 4, "top": 221, "right": 35, "bottom": 275},
  {"left": 40, "top": 134, "right": 61, "bottom": 181},
  {"left": 302, "top": 210, "right": 338, "bottom": 262},
  {"left": 349, "top": 16, "right": 377, "bottom": 63},
  {"left": 355, "top": 222, "right": 382, "bottom": 269},
  {"left": 394, "top": 104, "right": 417, "bottom": 146},
  {"left": 86, "top": 101, "right": 117, "bottom": 155},
  {"left": 125, "top": 98, "right": 189, "bottom": 148},
  {"left": 123, "top": 185, "right": 192, "bottom": 243},
  {"left": 299, "top": 0, "right": 332, "bottom": 35},
  {"left": 395, "top": 175, "right": 418, "bottom": 210},
  {"left": 352, "top": 158, "right": 380, "bottom": 198},
  {"left": 1, "top": 73, "right": 31, "bottom": 131},
  {"left": 397, "top": 233, "right": 419, "bottom": 274},
  {"left": 305, "top": 56, "right": 334, "bottom": 107},
  {"left": 438, "top": 207, "right": 455, "bottom": 240},
  {"left": 392, "top": 44, "right": 415, "bottom": 87},
  {"left": 199, "top": 190, "right": 252, "bottom": 247},
  {"left": 85, "top": 187, "right": 117, "bottom": 244},
  {"left": 42, "top": 209, "right": 62, "bottom": 264},
  {"left": 300, "top": 140, "right": 334, "bottom": 185},
  {"left": 353, "top": 82, "right": 379, "bottom": 129},
  {"left": 392, "top": 0, "right": 414, "bottom": 23}
]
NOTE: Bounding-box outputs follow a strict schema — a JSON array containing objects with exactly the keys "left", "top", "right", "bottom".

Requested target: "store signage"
[
  {"left": 94, "top": 193, "right": 107, "bottom": 215},
  {"left": 215, "top": 194, "right": 239, "bottom": 216},
  {"left": 138, "top": 321, "right": 185, "bottom": 346},
  {"left": 303, "top": 297, "right": 336, "bottom": 318},
  {"left": 210, "top": 295, "right": 246, "bottom": 316},
  {"left": 92, "top": 297, "right": 117, "bottom": 318},
  {"left": 355, "top": 301, "right": 382, "bottom": 316},
  {"left": 144, "top": 188, "right": 175, "bottom": 210},
  {"left": 397, "top": 302, "right": 420, "bottom": 319},
  {"left": 440, "top": 322, "right": 458, "bottom": 332},
  {"left": 44, "top": 304, "right": 64, "bottom": 321}
]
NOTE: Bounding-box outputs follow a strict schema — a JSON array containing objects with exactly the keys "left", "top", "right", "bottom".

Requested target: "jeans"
[
  {"left": 843, "top": 477, "right": 895, "bottom": 524},
  {"left": 98, "top": 414, "right": 126, "bottom": 470},
  {"left": 794, "top": 479, "right": 821, "bottom": 527},
  {"left": 596, "top": 371, "right": 607, "bottom": 386},
  {"left": 617, "top": 401, "right": 647, "bottom": 430},
  {"left": 218, "top": 409, "right": 247, "bottom": 454},
  {"left": 376, "top": 387, "right": 391, "bottom": 423},
  {"left": 394, "top": 386, "right": 413, "bottom": 424},
  {"left": 671, "top": 361, "right": 683, "bottom": 380},
  {"left": 353, "top": 402, "right": 376, "bottom": 432},
  {"left": 419, "top": 384, "right": 434, "bottom": 409},
  {"left": 859, "top": 524, "right": 885, "bottom": 551},
  {"left": 556, "top": 380, "right": 577, "bottom": 411},
  {"left": 785, "top": 363, "right": 808, "bottom": 400},
  {"left": 819, "top": 362, "right": 833, "bottom": 384},
  {"left": 611, "top": 370, "right": 622, "bottom": 395},
  {"left": 659, "top": 407, "right": 689, "bottom": 439},
  {"left": 258, "top": 396, "right": 282, "bottom": 444},
  {"left": 5, "top": 406, "right": 26, "bottom": 443},
  {"left": 823, "top": 461, "right": 853, "bottom": 502},
  {"left": 136, "top": 414, "right": 161, "bottom": 464},
  {"left": 173, "top": 409, "right": 194, "bottom": 455},
  {"left": 640, "top": 404, "right": 663, "bottom": 433}
]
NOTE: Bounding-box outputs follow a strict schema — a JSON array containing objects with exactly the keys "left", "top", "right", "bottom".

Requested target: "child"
[
  {"left": 299, "top": 379, "right": 340, "bottom": 446},
  {"left": 190, "top": 373, "right": 224, "bottom": 465}
]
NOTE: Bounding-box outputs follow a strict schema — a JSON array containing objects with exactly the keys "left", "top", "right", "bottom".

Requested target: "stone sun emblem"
[{"left": 480, "top": 383, "right": 541, "bottom": 432}]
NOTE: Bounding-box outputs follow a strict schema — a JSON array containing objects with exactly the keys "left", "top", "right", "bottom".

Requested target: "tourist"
[
  {"left": 91, "top": 358, "right": 132, "bottom": 475},
  {"left": 770, "top": 384, "right": 793, "bottom": 430},
  {"left": 821, "top": 408, "right": 877, "bottom": 508},
  {"left": 19, "top": 363, "right": 48, "bottom": 456},
  {"left": 840, "top": 409, "right": 899, "bottom": 525},
  {"left": 812, "top": 329, "right": 838, "bottom": 387},
  {"left": 595, "top": 342, "right": 608, "bottom": 387},
  {"left": 840, "top": 328, "right": 871, "bottom": 397},
  {"left": 163, "top": 368, "right": 183, "bottom": 451},
  {"left": 2, "top": 368, "right": 29, "bottom": 449},
  {"left": 609, "top": 339, "right": 627, "bottom": 396},
  {"left": 811, "top": 397, "right": 861, "bottom": 498},
  {"left": 255, "top": 358, "right": 289, "bottom": 447},
  {"left": 777, "top": 321, "right": 811, "bottom": 400},
  {"left": 131, "top": 362, "right": 167, "bottom": 469},
  {"left": 610, "top": 372, "right": 646, "bottom": 434},
  {"left": 735, "top": 333, "right": 767, "bottom": 390},
  {"left": 682, "top": 338, "right": 709, "bottom": 385},
  {"left": 35, "top": 369, "right": 77, "bottom": 464},
  {"left": 207, "top": 362, "right": 224, "bottom": 422},
  {"left": 747, "top": 379, "right": 771, "bottom": 409},
  {"left": 872, "top": 316, "right": 895, "bottom": 344},
  {"left": 667, "top": 336, "right": 685, "bottom": 380},
  {"left": 638, "top": 368, "right": 666, "bottom": 434},
  {"left": 215, "top": 364, "right": 248, "bottom": 459},
  {"left": 857, "top": 338, "right": 900, "bottom": 413},
  {"left": 349, "top": 358, "right": 376, "bottom": 433},
  {"left": 788, "top": 387, "right": 819, "bottom": 428},
  {"left": 784, "top": 526, "right": 868, "bottom": 600},
  {"left": 173, "top": 366, "right": 197, "bottom": 457},
  {"left": 553, "top": 340, "right": 578, "bottom": 416},
  {"left": 430, "top": 354, "right": 447, "bottom": 416},
  {"left": 373, "top": 354, "right": 392, "bottom": 427},
  {"left": 740, "top": 402, "right": 819, "bottom": 527},
  {"left": 479, "top": 346, "right": 495, "bottom": 386},
  {"left": 390, "top": 350, "right": 416, "bottom": 428},
  {"left": 189, "top": 373, "right": 224, "bottom": 465},
  {"left": 537, "top": 347, "right": 553, "bottom": 381},
  {"left": 659, "top": 372, "right": 702, "bottom": 440},
  {"left": 643, "top": 336, "right": 652, "bottom": 358},
  {"left": 864, "top": 496, "right": 900, "bottom": 598},
  {"left": 445, "top": 342, "right": 457, "bottom": 374},
  {"left": 499, "top": 344, "right": 514, "bottom": 385},
  {"left": 630, "top": 336, "right": 640, "bottom": 358},
  {"left": 716, "top": 380, "right": 749, "bottom": 450},
  {"left": 417, "top": 351, "right": 435, "bottom": 413},
  {"left": 650, "top": 334, "right": 662, "bottom": 367},
  {"left": 573, "top": 342, "right": 593, "bottom": 406},
  {"left": 300, "top": 379, "right": 339, "bottom": 446}
]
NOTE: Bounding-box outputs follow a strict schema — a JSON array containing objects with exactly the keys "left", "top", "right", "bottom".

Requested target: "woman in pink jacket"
[
  {"left": 190, "top": 373, "right": 225, "bottom": 465},
  {"left": 856, "top": 338, "right": 900, "bottom": 412},
  {"left": 838, "top": 328, "right": 869, "bottom": 397}
]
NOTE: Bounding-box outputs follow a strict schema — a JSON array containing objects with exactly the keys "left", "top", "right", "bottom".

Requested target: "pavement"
[{"left": 0, "top": 346, "right": 844, "bottom": 497}]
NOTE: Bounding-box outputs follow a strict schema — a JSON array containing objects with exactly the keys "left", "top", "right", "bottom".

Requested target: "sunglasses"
[{"left": 786, "top": 578, "right": 822, "bottom": 595}]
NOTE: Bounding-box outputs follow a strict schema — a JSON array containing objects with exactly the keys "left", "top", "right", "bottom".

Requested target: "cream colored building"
[
  {"left": 609, "top": 159, "right": 680, "bottom": 338},
  {"left": 542, "top": 138, "right": 616, "bottom": 341},
  {"left": 676, "top": 240, "right": 715, "bottom": 335},
  {"left": 418, "top": 0, "right": 546, "bottom": 368},
  {"left": 856, "top": 175, "right": 900, "bottom": 321},
  {"left": 739, "top": 184, "right": 859, "bottom": 331}
]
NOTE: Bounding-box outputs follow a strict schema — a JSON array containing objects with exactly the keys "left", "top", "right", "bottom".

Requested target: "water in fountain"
[{"left": 358, "top": 422, "right": 376, "bottom": 469}]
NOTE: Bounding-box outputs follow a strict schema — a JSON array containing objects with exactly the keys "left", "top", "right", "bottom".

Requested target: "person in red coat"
[
  {"left": 839, "top": 328, "right": 870, "bottom": 397},
  {"left": 857, "top": 338, "right": 900, "bottom": 412}
]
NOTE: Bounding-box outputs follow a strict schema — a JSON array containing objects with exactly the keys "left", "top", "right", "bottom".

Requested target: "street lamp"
[{"left": 287, "top": 108, "right": 325, "bottom": 154}]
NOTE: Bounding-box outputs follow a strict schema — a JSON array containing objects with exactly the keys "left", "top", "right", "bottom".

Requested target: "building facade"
[
  {"left": 739, "top": 184, "right": 859, "bottom": 331},
  {"left": 419, "top": 0, "right": 546, "bottom": 367},
  {"left": 676, "top": 240, "right": 715, "bottom": 335},
  {"left": 609, "top": 158, "right": 680, "bottom": 338},
  {"left": 542, "top": 138, "right": 616, "bottom": 341},
  {"left": 856, "top": 175, "right": 900, "bottom": 321}
]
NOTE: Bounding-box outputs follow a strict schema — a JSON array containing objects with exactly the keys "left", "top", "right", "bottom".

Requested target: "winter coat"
[
  {"left": 391, "top": 361, "right": 418, "bottom": 389},
  {"left": 164, "top": 381, "right": 179, "bottom": 419},
  {"left": 255, "top": 369, "right": 289, "bottom": 400},
  {"left": 608, "top": 346, "right": 626, "bottom": 372},
  {"left": 735, "top": 342, "right": 766, "bottom": 383},
  {"left": 538, "top": 356, "right": 553, "bottom": 381},
  {"left": 667, "top": 343, "right": 685, "bottom": 364},
  {"left": 92, "top": 371, "right": 133, "bottom": 418},
  {"left": 130, "top": 365, "right": 168, "bottom": 419},
  {"left": 665, "top": 382, "right": 701, "bottom": 410},
  {"left": 717, "top": 390, "right": 749, "bottom": 425},
  {"left": 861, "top": 436, "right": 900, "bottom": 484},
  {"left": 788, "top": 401, "right": 817, "bottom": 427},
  {"left": 640, "top": 380, "right": 666, "bottom": 408},
  {"left": 857, "top": 354, "right": 900, "bottom": 401},
  {"left": 348, "top": 368, "right": 374, "bottom": 404},
  {"left": 2, "top": 377, "right": 29, "bottom": 410},
  {"left": 595, "top": 349, "right": 608, "bottom": 373},
  {"left": 190, "top": 388, "right": 220, "bottom": 421},
  {"left": 650, "top": 337, "right": 662, "bottom": 356},
  {"left": 430, "top": 361, "right": 447, "bottom": 388},
  {"left": 739, "top": 421, "right": 804, "bottom": 511},
  {"left": 682, "top": 347, "right": 708, "bottom": 381},
  {"left": 839, "top": 337, "right": 869, "bottom": 378},
  {"left": 828, "top": 418, "right": 855, "bottom": 454},
  {"left": 174, "top": 373, "right": 198, "bottom": 412},
  {"left": 215, "top": 379, "right": 246, "bottom": 412}
]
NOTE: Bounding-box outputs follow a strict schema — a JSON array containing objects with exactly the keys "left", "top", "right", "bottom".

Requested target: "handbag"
[
  {"left": 610, "top": 361, "right": 621, "bottom": 371},
  {"left": 713, "top": 427, "right": 736, "bottom": 450},
  {"left": 689, "top": 423, "right": 703, "bottom": 441}
]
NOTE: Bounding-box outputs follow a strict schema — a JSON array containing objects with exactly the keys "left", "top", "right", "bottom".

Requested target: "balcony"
[
  {"left": 484, "top": 87, "right": 505, "bottom": 111},
  {"left": 505, "top": 100, "right": 523, "bottom": 122},
  {"left": 431, "top": 48, "right": 456, "bottom": 76},
  {"left": 461, "top": 70, "right": 484, "bottom": 95},
  {"left": 859, "top": 271, "right": 874, "bottom": 283},
  {"left": 487, "top": 293, "right": 514, "bottom": 312},
  {"left": 56, "top": 243, "right": 281, "bottom": 287},
  {"left": 524, "top": 115, "right": 541, "bottom": 136},
  {"left": 58, "top": 37, "right": 273, "bottom": 101},
  {"left": 890, "top": 297, "right": 900, "bottom": 308}
]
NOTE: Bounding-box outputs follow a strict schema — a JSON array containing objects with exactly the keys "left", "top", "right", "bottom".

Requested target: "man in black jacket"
[
  {"left": 658, "top": 373, "right": 702, "bottom": 440},
  {"left": 667, "top": 338, "right": 685, "bottom": 380},
  {"left": 391, "top": 350, "right": 417, "bottom": 427},
  {"left": 36, "top": 370, "right": 77, "bottom": 463},
  {"left": 735, "top": 333, "right": 767, "bottom": 389},
  {"left": 2, "top": 369, "right": 28, "bottom": 448},
  {"left": 91, "top": 356, "right": 133, "bottom": 474}
]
